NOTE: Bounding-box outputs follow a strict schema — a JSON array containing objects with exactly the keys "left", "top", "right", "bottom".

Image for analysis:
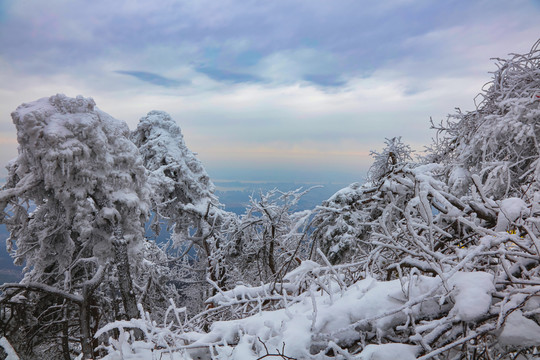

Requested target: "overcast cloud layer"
[{"left": 1, "top": 0, "right": 539, "bottom": 182}]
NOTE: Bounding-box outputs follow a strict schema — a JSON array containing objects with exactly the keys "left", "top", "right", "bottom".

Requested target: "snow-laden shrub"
[
  {"left": 427, "top": 39, "right": 540, "bottom": 199},
  {"left": 216, "top": 187, "right": 313, "bottom": 287},
  {"left": 368, "top": 136, "right": 414, "bottom": 184}
]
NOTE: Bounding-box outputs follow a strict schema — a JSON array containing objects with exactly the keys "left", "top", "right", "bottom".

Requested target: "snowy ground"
[{"left": 96, "top": 262, "right": 503, "bottom": 360}]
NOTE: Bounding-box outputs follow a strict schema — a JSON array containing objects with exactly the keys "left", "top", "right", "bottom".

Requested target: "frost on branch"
[{"left": 216, "top": 187, "right": 314, "bottom": 287}]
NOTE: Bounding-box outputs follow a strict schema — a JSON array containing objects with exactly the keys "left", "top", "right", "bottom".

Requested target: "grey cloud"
[
  {"left": 303, "top": 74, "right": 346, "bottom": 87},
  {"left": 196, "top": 67, "right": 263, "bottom": 84},
  {"left": 114, "top": 71, "right": 189, "bottom": 88}
]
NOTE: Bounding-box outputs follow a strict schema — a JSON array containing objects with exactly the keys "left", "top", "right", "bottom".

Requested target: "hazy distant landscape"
[{"left": 213, "top": 180, "right": 351, "bottom": 214}]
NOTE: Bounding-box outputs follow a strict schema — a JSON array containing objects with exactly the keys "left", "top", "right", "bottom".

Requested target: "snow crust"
[
  {"left": 499, "top": 310, "right": 540, "bottom": 347},
  {"left": 357, "top": 343, "right": 419, "bottom": 360},
  {"left": 100, "top": 269, "right": 495, "bottom": 359},
  {"left": 0, "top": 337, "right": 20, "bottom": 360},
  {"left": 495, "top": 197, "right": 528, "bottom": 232}
]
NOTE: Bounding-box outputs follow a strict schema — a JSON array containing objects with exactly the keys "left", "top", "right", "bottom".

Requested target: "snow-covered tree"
[
  {"left": 310, "top": 182, "right": 372, "bottom": 264},
  {"left": 0, "top": 94, "right": 151, "bottom": 359},
  {"left": 368, "top": 136, "right": 414, "bottom": 184},
  {"left": 131, "top": 110, "right": 219, "bottom": 241},
  {"left": 312, "top": 137, "right": 414, "bottom": 264},
  {"left": 131, "top": 110, "right": 228, "bottom": 311},
  {"left": 218, "top": 187, "right": 313, "bottom": 287}
]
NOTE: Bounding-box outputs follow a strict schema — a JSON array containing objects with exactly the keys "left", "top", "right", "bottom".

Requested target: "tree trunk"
[
  {"left": 61, "top": 304, "right": 71, "bottom": 360},
  {"left": 79, "top": 297, "right": 93, "bottom": 360},
  {"left": 79, "top": 265, "right": 105, "bottom": 360},
  {"left": 113, "top": 226, "right": 139, "bottom": 321}
]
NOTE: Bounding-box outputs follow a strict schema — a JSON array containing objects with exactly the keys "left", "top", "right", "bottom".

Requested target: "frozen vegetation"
[{"left": 0, "top": 41, "right": 540, "bottom": 359}]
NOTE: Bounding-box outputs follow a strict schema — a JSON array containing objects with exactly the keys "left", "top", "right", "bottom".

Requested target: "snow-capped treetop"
[
  {"left": 131, "top": 110, "right": 218, "bottom": 240},
  {"left": 368, "top": 136, "right": 414, "bottom": 184},
  {"left": 2, "top": 94, "right": 150, "bottom": 277},
  {"left": 132, "top": 110, "right": 215, "bottom": 203}
]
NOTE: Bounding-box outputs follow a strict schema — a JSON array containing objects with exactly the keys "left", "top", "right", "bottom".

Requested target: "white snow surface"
[
  {"left": 447, "top": 271, "right": 494, "bottom": 322},
  {"left": 100, "top": 269, "right": 495, "bottom": 359},
  {"left": 448, "top": 166, "right": 470, "bottom": 196},
  {"left": 495, "top": 197, "right": 528, "bottom": 232},
  {"left": 0, "top": 337, "right": 20, "bottom": 360},
  {"left": 499, "top": 310, "right": 540, "bottom": 347},
  {"left": 357, "top": 343, "right": 419, "bottom": 360}
]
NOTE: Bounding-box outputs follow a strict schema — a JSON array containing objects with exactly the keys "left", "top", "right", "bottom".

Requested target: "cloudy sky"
[{"left": 1, "top": 0, "right": 539, "bottom": 183}]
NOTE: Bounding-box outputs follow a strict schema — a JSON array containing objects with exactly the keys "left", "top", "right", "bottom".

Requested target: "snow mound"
[
  {"left": 357, "top": 343, "right": 419, "bottom": 360},
  {"left": 448, "top": 271, "right": 494, "bottom": 322},
  {"left": 495, "top": 197, "right": 528, "bottom": 232},
  {"left": 499, "top": 310, "right": 540, "bottom": 347},
  {"left": 99, "top": 270, "right": 496, "bottom": 359}
]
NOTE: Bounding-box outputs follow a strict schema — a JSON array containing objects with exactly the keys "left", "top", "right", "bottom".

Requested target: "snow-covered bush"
[
  {"left": 311, "top": 137, "right": 415, "bottom": 265},
  {"left": 427, "top": 39, "right": 540, "bottom": 199},
  {"left": 216, "top": 187, "right": 313, "bottom": 287},
  {"left": 310, "top": 182, "right": 373, "bottom": 264},
  {"left": 368, "top": 136, "right": 414, "bottom": 184}
]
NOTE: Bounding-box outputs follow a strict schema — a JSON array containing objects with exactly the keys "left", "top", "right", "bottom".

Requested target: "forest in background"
[{"left": 0, "top": 40, "right": 539, "bottom": 359}]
